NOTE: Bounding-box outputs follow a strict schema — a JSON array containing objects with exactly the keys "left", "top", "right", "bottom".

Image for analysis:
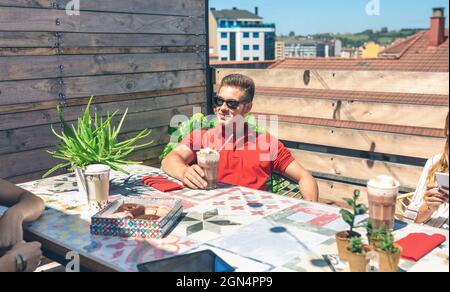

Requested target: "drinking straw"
[{"left": 217, "top": 132, "right": 235, "bottom": 153}]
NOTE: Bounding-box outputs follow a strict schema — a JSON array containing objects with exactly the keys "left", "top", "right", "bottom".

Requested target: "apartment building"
[{"left": 209, "top": 7, "right": 276, "bottom": 61}]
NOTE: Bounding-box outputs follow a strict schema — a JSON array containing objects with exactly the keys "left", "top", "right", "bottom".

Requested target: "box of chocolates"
[{"left": 90, "top": 196, "right": 183, "bottom": 239}]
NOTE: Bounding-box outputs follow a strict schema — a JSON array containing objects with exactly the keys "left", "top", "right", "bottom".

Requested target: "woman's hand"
[
  {"left": 0, "top": 208, "right": 24, "bottom": 249},
  {"left": 415, "top": 185, "right": 448, "bottom": 224},
  {"left": 423, "top": 185, "right": 448, "bottom": 211}
]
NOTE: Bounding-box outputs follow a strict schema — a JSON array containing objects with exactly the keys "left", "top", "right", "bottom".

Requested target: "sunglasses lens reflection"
[
  {"left": 227, "top": 101, "right": 239, "bottom": 109},
  {"left": 214, "top": 96, "right": 246, "bottom": 110},
  {"left": 214, "top": 97, "right": 224, "bottom": 106}
]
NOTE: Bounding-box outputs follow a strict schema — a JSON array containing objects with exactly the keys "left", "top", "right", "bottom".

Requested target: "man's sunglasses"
[{"left": 213, "top": 96, "right": 251, "bottom": 110}]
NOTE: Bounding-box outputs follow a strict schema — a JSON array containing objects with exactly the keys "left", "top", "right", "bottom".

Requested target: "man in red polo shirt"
[{"left": 161, "top": 74, "right": 319, "bottom": 202}]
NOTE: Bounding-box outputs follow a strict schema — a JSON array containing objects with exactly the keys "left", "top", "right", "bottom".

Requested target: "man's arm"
[
  {"left": 283, "top": 161, "right": 319, "bottom": 202},
  {"left": 161, "top": 145, "right": 208, "bottom": 189}
]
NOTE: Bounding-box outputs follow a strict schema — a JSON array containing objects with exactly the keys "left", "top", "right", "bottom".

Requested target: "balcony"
[{"left": 1, "top": 0, "right": 449, "bottom": 274}]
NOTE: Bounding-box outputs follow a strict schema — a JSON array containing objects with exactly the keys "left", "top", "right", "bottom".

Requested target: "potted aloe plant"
[
  {"left": 347, "top": 237, "right": 371, "bottom": 272},
  {"left": 375, "top": 230, "right": 402, "bottom": 272},
  {"left": 43, "top": 97, "right": 152, "bottom": 200},
  {"left": 336, "top": 189, "right": 367, "bottom": 261}
]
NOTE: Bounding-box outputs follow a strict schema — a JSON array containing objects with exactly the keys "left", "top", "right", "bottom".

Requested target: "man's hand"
[
  {"left": 181, "top": 165, "right": 208, "bottom": 189},
  {"left": 0, "top": 208, "right": 24, "bottom": 249},
  {"left": 8, "top": 241, "right": 42, "bottom": 272}
]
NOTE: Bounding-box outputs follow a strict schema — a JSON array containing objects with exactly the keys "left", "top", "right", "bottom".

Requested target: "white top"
[{"left": 404, "top": 154, "right": 449, "bottom": 229}]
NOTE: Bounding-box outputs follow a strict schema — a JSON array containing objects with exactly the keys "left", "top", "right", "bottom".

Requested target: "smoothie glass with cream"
[
  {"left": 197, "top": 148, "right": 220, "bottom": 190},
  {"left": 367, "top": 175, "right": 400, "bottom": 231}
]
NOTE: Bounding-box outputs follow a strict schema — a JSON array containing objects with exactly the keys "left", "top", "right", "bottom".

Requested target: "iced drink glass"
[
  {"left": 367, "top": 175, "right": 400, "bottom": 231},
  {"left": 197, "top": 148, "right": 220, "bottom": 190}
]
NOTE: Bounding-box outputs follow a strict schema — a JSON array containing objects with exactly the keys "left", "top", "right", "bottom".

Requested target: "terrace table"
[{"left": 4, "top": 165, "right": 449, "bottom": 272}]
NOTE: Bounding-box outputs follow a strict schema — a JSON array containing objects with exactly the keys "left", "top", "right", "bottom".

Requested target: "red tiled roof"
[
  {"left": 269, "top": 30, "right": 449, "bottom": 72},
  {"left": 257, "top": 87, "right": 449, "bottom": 106},
  {"left": 254, "top": 113, "right": 446, "bottom": 138},
  {"left": 378, "top": 32, "right": 423, "bottom": 57}
]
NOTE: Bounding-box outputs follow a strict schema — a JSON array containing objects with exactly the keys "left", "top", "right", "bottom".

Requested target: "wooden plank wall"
[
  {"left": 215, "top": 68, "right": 449, "bottom": 206},
  {"left": 0, "top": 0, "right": 208, "bottom": 182}
]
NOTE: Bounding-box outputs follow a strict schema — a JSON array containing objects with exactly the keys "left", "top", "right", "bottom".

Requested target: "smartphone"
[
  {"left": 137, "top": 250, "right": 235, "bottom": 272},
  {"left": 436, "top": 172, "right": 449, "bottom": 190}
]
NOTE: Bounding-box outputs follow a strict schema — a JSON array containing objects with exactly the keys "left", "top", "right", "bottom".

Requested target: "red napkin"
[
  {"left": 142, "top": 176, "right": 184, "bottom": 192},
  {"left": 395, "top": 233, "right": 447, "bottom": 262}
]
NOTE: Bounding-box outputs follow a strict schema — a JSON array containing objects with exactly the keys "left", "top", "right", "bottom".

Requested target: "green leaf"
[
  {"left": 43, "top": 162, "right": 71, "bottom": 178},
  {"left": 207, "top": 117, "right": 218, "bottom": 129},
  {"left": 245, "top": 114, "right": 267, "bottom": 133},
  {"left": 339, "top": 209, "right": 354, "bottom": 226},
  {"left": 353, "top": 189, "right": 361, "bottom": 200},
  {"left": 168, "top": 126, "right": 178, "bottom": 136},
  {"left": 159, "top": 143, "right": 178, "bottom": 161},
  {"left": 112, "top": 109, "right": 126, "bottom": 139},
  {"left": 348, "top": 237, "right": 365, "bottom": 254},
  {"left": 342, "top": 198, "right": 355, "bottom": 208},
  {"left": 355, "top": 204, "right": 368, "bottom": 215}
]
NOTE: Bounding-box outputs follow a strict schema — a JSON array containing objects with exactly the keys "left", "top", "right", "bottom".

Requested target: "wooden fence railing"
[{"left": 0, "top": 0, "right": 209, "bottom": 182}]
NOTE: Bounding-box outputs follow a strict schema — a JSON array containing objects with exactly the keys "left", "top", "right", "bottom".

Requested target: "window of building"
[
  {"left": 221, "top": 45, "right": 228, "bottom": 51},
  {"left": 243, "top": 57, "right": 250, "bottom": 61},
  {"left": 228, "top": 21, "right": 234, "bottom": 26},
  {"left": 253, "top": 45, "right": 260, "bottom": 50},
  {"left": 220, "top": 20, "right": 226, "bottom": 26},
  {"left": 243, "top": 45, "right": 250, "bottom": 50},
  {"left": 221, "top": 32, "right": 227, "bottom": 38},
  {"left": 253, "top": 57, "right": 260, "bottom": 61},
  {"left": 253, "top": 32, "right": 260, "bottom": 38},
  {"left": 243, "top": 32, "right": 250, "bottom": 38},
  {"left": 221, "top": 57, "right": 228, "bottom": 61}
]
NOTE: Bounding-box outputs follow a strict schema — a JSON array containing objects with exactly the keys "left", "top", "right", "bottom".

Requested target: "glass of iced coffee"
[
  {"left": 367, "top": 175, "right": 400, "bottom": 231},
  {"left": 197, "top": 148, "right": 220, "bottom": 190},
  {"left": 84, "top": 164, "right": 111, "bottom": 211}
]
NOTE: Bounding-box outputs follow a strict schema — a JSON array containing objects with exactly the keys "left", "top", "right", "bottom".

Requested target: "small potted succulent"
[
  {"left": 346, "top": 237, "right": 371, "bottom": 272},
  {"left": 366, "top": 220, "right": 388, "bottom": 250},
  {"left": 44, "top": 97, "right": 152, "bottom": 204},
  {"left": 375, "top": 230, "right": 403, "bottom": 272},
  {"left": 336, "top": 189, "right": 367, "bottom": 261}
]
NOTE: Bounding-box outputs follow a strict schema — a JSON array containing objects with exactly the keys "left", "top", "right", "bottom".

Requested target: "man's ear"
[{"left": 244, "top": 102, "right": 253, "bottom": 114}]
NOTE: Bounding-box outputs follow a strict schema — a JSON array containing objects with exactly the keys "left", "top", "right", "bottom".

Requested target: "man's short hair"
[{"left": 219, "top": 74, "right": 255, "bottom": 101}]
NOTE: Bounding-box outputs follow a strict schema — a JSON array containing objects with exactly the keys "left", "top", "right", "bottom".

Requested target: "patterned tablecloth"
[{"left": 7, "top": 165, "right": 449, "bottom": 272}]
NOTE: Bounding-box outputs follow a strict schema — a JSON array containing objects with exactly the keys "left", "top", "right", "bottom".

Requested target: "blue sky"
[{"left": 209, "top": 0, "right": 450, "bottom": 35}]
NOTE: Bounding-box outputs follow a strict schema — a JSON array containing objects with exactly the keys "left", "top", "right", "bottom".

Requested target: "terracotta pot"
[
  {"left": 335, "top": 231, "right": 361, "bottom": 262},
  {"left": 376, "top": 244, "right": 403, "bottom": 272},
  {"left": 347, "top": 245, "right": 372, "bottom": 272}
]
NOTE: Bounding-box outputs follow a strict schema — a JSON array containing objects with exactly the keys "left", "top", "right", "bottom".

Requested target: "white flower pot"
[{"left": 74, "top": 167, "right": 88, "bottom": 200}]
